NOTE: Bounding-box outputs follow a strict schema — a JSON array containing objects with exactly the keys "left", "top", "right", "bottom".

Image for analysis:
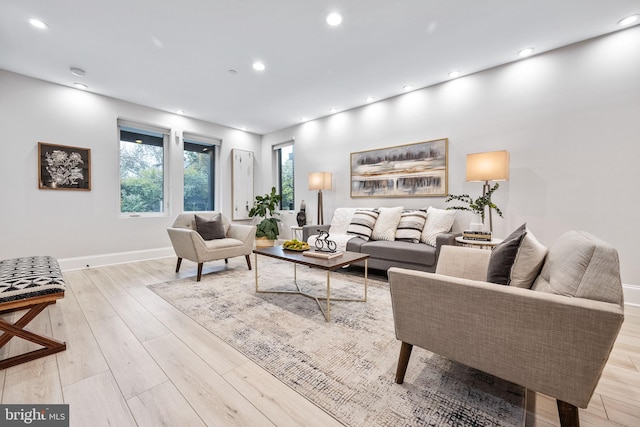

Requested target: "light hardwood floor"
[{"left": 1, "top": 257, "right": 638, "bottom": 426}]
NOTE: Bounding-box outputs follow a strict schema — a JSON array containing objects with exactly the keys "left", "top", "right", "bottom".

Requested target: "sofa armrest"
[
  {"left": 227, "top": 223, "right": 256, "bottom": 245},
  {"left": 388, "top": 267, "right": 624, "bottom": 408},
  {"left": 435, "top": 245, "right": 491, "bottom": 281},
  {"left": 303, "top": 224, "right": 330, "bottom": 242},
  {"left": 434, "top": 232, "right": 460, "bottom": 264},
  {"left": 167, "top": 227, "right": 205, "bottom": 261}
]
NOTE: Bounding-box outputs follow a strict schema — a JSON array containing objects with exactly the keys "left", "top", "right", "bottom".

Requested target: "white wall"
[
  {"left": 262, "top": 26, "right": 640, "bottom": 287},
  {"left": 0, "top": 70, "right": 261, "bottom": 267}
]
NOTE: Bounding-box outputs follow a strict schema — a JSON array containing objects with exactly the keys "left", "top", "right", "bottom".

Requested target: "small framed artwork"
[
  {"left": 38, "top": 142, "right": 91, "bottom": 191},
  {"left": 351, "top": 138, "right": 448, "bottom": 198}
]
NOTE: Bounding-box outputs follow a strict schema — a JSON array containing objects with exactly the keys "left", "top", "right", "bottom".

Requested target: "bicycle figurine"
[{"left": 314, "top": 230, "right": 337, "bottom": 252}]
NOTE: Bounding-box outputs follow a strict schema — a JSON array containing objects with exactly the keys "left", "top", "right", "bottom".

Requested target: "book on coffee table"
[{"left": 303, "top": 250, "right": 344, "bottom": 259}]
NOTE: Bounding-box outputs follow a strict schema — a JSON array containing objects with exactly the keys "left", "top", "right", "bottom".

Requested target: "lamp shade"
[
  {"left": 308, "top": 172, "right": 332, "bottom": 191},
  {"left": 466, "top": 150, "right": 510, "bottom": 182}
]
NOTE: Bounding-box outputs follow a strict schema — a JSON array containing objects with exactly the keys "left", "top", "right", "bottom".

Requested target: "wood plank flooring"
[{"left": 0, "top": 257, "right": 638, "bottom": 426}]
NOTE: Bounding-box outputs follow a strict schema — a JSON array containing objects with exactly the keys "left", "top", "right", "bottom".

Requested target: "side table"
[
  {"left": 291, "top": 226, "right": 304, "bottom": 241},
  {"left": 455, "top": 236, "right": 503, "bottom": 250}
]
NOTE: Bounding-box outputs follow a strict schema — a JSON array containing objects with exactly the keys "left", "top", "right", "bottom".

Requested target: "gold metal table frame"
[{"left": 253, "top": 247, "right": 369, "bottom": 322}]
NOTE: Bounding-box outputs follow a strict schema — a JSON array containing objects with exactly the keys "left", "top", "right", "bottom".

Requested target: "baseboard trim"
[
  {"left": 623, "top": 284, "right": 640, "bottom": 307},
  {"left": 59, "top": 247, "right": 175, "bottom": 271}
]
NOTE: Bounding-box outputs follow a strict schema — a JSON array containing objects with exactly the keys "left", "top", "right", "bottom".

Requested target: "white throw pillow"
[
  {"left": 346, "top": 209, "right": 379, "bottom": 241},
  {"left": 510, "top": 228, "right": 548, "bottom": 289},
  {"left": 420, "top": 207, "right": 456, "bottom": 246},
  {"left": 395, "top": 210, "right": 428, "bottom": 243},
  {"left": 371, "top": 207, "right": 403, "bottom": 241},
  {"left": 329, "top": 208, "right": 358, "bottom": 235}
]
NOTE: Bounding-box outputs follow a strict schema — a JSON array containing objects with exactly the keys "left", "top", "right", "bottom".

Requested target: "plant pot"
[
  {"left": 469, "top": 213, "right": 484, "bottom": 232},
  {"left": 255, "top": 237, "right": 276, "bottom": 248}
]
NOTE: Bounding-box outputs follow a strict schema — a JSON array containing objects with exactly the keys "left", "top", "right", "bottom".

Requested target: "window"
[
  {"left": 274, "top": 143, "right": 294, "bottom": 210},
  {"left": 118, "top": 121, "right": 168, "bottom": 214},
  {"left": 183, "top": 136, "right": 218, "bottom": 211}
]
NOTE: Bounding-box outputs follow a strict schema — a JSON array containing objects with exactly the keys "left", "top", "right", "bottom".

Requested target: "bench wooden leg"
[
  {"left": 557, "top": 400, "right": 580, "bottom": 427},
  {"left": 395, "top": 341, "right": 413, "bottom": 384},
  {"left": 245, "top": 255, "right": 252, "bottom": 270},
  {"left": 0, "top": 301, "right": 67, "bottom": 370}
]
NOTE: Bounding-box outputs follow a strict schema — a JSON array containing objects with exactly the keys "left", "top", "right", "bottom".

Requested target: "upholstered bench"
[{"left": 0, "top": 256, "right": 67, "bottom": 369}]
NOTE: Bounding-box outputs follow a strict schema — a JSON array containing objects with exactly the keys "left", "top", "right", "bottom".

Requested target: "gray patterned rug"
[{"left": 149, "top": 257, "right": 525, "bottom": 426}]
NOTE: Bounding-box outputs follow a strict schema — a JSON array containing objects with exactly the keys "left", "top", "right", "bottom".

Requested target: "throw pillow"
[
  {"left": 346, "top": 209, "right": 379, "bottom": 241},
  {"left": 486, "top": 224, "right": 527, "bottom": 285},
  {"left": 420, "top": 206, "right": 456, "bottom": 246},
  {"left": 371, "top": 207, "right": 403, "bottom": 241},
  {"left": 509, "top": 228, "right": 548, "bottom": 289},
  {"left": 195, "top": 213, "right": 226, "bottom": 241},
  {"left": 395, "top": 210, "right": 428, "bottom": 243}
]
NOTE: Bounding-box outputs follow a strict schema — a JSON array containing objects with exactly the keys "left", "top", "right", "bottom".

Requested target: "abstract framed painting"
[
  {"left": 351, "top": 138, "right": 448, "bottom": 198},
  {"left": 38, "top": 142, "right": 91, "bottom": 190}
]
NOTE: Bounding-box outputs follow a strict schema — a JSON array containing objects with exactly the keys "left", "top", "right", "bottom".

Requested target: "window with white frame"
[
  {"left": 274, "top": 142, "right": 294, "bottom": 210},
  {"left": 118, "top": 120, "right": 169, "bottom": 215},
  {"left": 183, "top": 133, "right": 220, "bottom": 211}
]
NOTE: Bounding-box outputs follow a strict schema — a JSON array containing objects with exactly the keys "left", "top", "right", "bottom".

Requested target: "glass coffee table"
[{"left": 253, "top": 246, "right": 369, "bottom": 322}]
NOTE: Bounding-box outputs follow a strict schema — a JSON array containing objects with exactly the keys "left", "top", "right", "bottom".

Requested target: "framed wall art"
[
  {"left": 38, "top": 142, "right": 91, "bottom": 191},
  {"left": 351, "top": 138, "right": 448, "bottom": 198},
  {"left": 231, "top": 148, "right": 254, "bottom": 220}
]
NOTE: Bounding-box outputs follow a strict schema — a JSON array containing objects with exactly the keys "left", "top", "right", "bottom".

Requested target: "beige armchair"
[
  {"left": 167, "top": 212, "right": 256, "bottom": 281},
  {"left": 389, "top": 231, "right": 624, "bottom": 427}
]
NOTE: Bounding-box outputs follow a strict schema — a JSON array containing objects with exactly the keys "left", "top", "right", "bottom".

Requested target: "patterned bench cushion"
[{"left": 0, "top": 256, "right": 65, "bottom": 304}]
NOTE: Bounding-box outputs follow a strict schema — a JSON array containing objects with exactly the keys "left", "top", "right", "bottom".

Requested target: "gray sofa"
[{"left": 302, "top": 224, "right": 457, "bottom": 273}]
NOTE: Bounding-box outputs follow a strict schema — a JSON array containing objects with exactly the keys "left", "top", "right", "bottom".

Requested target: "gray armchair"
[
  {"left": 389, "top": 231, "right": 624, "bottom": 427},
  {"left": 167, "top": 212, "right": 255, "bottom": 281}
]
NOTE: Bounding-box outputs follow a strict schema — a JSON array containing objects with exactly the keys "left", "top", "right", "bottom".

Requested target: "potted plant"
[
  {"left": 249, "top": 186, "right": 283, "bottom": 247},
  {"left": 445, "top": 183, "right": 503, "bottom": 231}
]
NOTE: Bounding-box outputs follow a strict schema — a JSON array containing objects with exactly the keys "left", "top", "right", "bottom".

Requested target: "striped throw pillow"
[
  {"left": 346, "top": 209, "right": 379, "bottom": 241},
  {"left": 395, "top": 210, "right": 428, "bottom": 243}
]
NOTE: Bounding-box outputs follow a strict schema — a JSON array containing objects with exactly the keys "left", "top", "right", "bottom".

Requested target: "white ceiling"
[{"left": 1, "top": 1, "right": 638, "bottom": 134}]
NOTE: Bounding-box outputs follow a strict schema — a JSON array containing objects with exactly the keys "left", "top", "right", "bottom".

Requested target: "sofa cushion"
[
  {"left": 395, "top": 210, "right": 428, "bottom": 243},
  {"left": 531, "top": 231, "right": 623, "bottom": 305},
  {"left": 510, "top": 228, "right": 548, "bottom": 289},
  {"left": 420, "top": 207, "right": 456, "bottom": 246},
  {"left": 486, "top": 224, "right": 527, "bottom": 285},
  {"left": 371, "top": 207, "right": 403, "bottom": 241},
  {"left": 346, "top": 209, "right": 379, "bottom": 241},
  {"left": 360, "top": 240, "right": 437, "bottom": 266},
  {"left": 329, "top": 207, "right": 358, "bottom": 235},
  {"left": 195, "top": 213, "right": 226, "bottom": 240}
]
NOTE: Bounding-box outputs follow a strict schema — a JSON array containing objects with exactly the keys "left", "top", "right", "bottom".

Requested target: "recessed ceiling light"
[
  {"left": 518, "top": 47, "right": 535, "bottom": 57},
  {"left": 29, "top": 18, "right": 48, "bottom": 29},
  {"left": 252, "top": 61, "right": 266, "bottom": 71},
  {"left": 70, "top": 67, "right": 85, "bottom": 77},
  {"left": 448, "top": 71, "right": 461, "bottom": 78},
  {"left": 73, "top": 83, "right": 88, "bottom": 90},
  {"left": 330, "top": 107, "right": 338, "bottom": 114},
  {"left": 365, "top": 97, "right": 374, "bottom": 103},
  {"left": 618, "top": 14, "right": 639, "bottom": 27},
  {"left": 326, "top": 12, "right": 343, "bottom": 26},
  {"left": 175, "top": 110, "right": 184, "bottom": 115},
  {"left": 241, "top": 126, "right": 247, "bottom": 131},
  {"left": 403, "top": 85, "right": 414, "bottom": 91}
]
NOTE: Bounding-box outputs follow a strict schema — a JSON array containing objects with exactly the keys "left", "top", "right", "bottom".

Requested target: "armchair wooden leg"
[
  {"left": 176, "top": 258, "right": 182, "bottom": 273},
  {"left": 245, "top": 255, "right": 252, "bottom": 270},
  {"left": 395, "top": 341, "right": 413, "bottom": 384},
  {"left": 225, "top": 258, "right": 228, "bottom": 264},
  {"left": 197, "top": 263, "right": 203, "bottom": 282},
  {"left": 557, "top": 400, "right": 579, "bottom": 427}
]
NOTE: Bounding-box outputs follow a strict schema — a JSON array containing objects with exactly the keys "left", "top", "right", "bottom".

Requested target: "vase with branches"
[{"left": 445, "top": 183, "right": 503, "bottom": 227}]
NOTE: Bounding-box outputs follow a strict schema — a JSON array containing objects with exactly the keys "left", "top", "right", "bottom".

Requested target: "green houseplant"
[
  {"left": 445, "top": 183, "right": 503, "bottom": 229},
  {"left": 249, "top": 187, "right": 283, "bottom": 245}
]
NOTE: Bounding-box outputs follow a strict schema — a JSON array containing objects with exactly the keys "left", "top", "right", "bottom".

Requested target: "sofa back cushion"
[
  {"left": 329, "top": 208, "right": 358, "bottom": 235},
  {"left": 531, "top": 231, "right": 623, "bottom": 305}
]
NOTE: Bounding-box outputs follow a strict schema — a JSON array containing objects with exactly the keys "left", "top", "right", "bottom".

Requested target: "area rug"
[{"left": 149, "top": 257, "right": 525, "bottom": 426}]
